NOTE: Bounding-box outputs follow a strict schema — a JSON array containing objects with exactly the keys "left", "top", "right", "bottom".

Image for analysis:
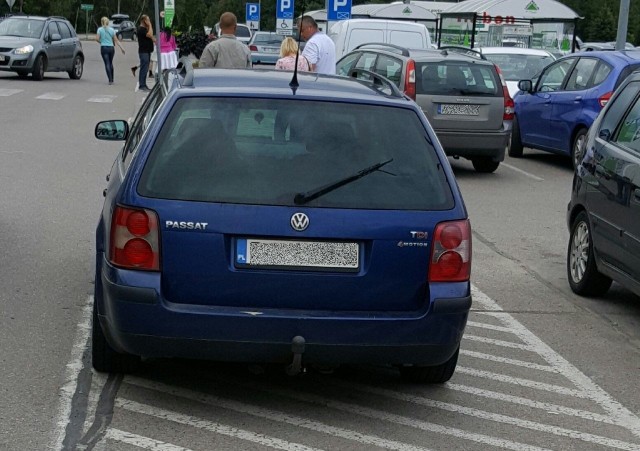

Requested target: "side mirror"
[
  {"left": 518, "top": 80, "right": 533, "bottom": 93},
  {"left": 598, "top": 129, "right": 611, "bottom": 141},
  {"left": 51, "top": 33, "right": 62, "bottom": 42},
  {"left": 95, "top": 120, "right": 129, "bottom": 141}
]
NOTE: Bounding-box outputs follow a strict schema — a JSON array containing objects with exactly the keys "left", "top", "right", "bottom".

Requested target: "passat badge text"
[{"left": 165, "top": 220, "right": 209, "bottom": 230}]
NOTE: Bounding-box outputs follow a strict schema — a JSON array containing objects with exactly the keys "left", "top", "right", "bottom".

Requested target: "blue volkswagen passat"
[{"left": 92, "top": 67, "right": 472, "bottom": 383}]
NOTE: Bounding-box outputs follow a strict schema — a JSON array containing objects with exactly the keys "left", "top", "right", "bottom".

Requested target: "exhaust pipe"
[{"left": 285, "top": 336, "right": 306, "bottom": 376}]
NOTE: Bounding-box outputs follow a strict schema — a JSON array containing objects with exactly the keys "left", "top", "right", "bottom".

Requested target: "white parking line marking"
[
  {"left": 464, "top": 335, "right": 535, "bottom": 351},
  {"left": 460, "top": 350, "right": 557, "bottom": 372},
  {"left": 446, "top": 383, "right": 620, "bottom": 426},
  {"left": 466, "top": 320, "right": 519, "bottom": 334},
  {"left": 471, "top": 284, "right": 640, "bottom": 438},
  {"left": 87, "top": 95, "right": 117, "bottom": 103},
  {"left": 105, "top": 428, "right": 193, "bottom": 450},
  {"left": 126, "top": 377, "right": 432, "bottom": 451},
  {"left": 0, "top": 88, "right": 23, "bottom": 96},
  {"left": 52, "top": 296, "right": 93, "bottom": 451},
  {"left": 331, "top": 382, "right": 640, "bottom": 451},
  {"left": 501, "top": 162, "right": 545, "bottom": 181},
  {"left": 36, "top": 92, "right": 65, "bottom": 100},
  {"left": 456, "top": 366, "right": 590, "bottom": 398},
  {"left": 117, "top": 399, "right": 324, "bottom": 451}
]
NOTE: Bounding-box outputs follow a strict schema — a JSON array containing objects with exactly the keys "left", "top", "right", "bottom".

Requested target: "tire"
[
  {"left": 471, "top": 157, "right": 500, "bottom": 173},
  {"left": 571, "top": 128, "right": 588, "bottom": 170},
  {"left": 92, "top": 300, "right": 139, "bottom": 373},
  {"left": 509, "top": 115, "right": 524, "bottom": 158},
  {"left": 32, "top": 54, "right": 45, "bottom": 81},
  {"left": 116, "top": 32, "right": 123, "bottom": 41},
  {"left": 68, "top": 55, "right": 83, "bottom": 79},
  {"left": 399, "top": 348, "right": 459, "bottom": 383},
  {"left": 567, "top": 211, "right": 612, "bottom": 296}
]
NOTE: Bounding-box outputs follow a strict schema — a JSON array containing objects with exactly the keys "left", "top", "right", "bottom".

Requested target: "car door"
[
  {"left": 518, "top": 58, "right": 576, "bottom": 149},
  {"left": 44, "top": 21, "right": 63, "bottom": 69},
  {"left": 548, "top": 57, "right": 598, "bottom": 153},
  {"left": 589, "top": 80, "right": 640, "bottom": 279},
  {"left": 55, "top": 21, "right": 76, "bottom": 68}
]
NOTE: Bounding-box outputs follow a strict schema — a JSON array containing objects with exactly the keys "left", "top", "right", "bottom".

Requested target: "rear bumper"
[
  {"left": 251, "top": 52, "right": 279, "bottom": 65},
  {"left": 437, "top": 127, "right": 511, "bottom": 160},
  {"left": 97, "top": 258, "right": 471, "bottom": 366}
]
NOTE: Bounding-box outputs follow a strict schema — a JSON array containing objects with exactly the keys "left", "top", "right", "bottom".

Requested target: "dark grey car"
[
  {"left": 337, "top": 44, "right": 513, "bottom": 173},
  {"left": 0, "top": 15, "right": 84, "bottom": 80},
  {"left": 567, "top": 71, "right": 640, "bottom": 298}
]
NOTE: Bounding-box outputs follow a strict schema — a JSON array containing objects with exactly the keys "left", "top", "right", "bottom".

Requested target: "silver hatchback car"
[{"left": 337, "top": 44, "right": 513, "bottom": 173}]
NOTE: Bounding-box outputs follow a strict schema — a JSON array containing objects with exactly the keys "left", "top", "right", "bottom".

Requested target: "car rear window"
[
  {"left": 416, "top": 61, "right": 500, "bottom": 96},
  {"left": 138, "top": 97, "right": 454, "bottom": 210},
  {"left": 483, "top": 54, "right": 554, "bottom": 81},
  {"left": 254, "top": 33, "right": 283, "bottom": 44},
  {"left": 236, "top": 26, "right": 251, "bottom": 38}
]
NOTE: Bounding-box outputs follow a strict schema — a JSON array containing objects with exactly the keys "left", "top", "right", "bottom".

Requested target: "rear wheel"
[
  {"left": 509, "top": 115, "right": 524, "bottom": 158},
  {"left": 32, "top": 54, "right": 45, "bottom": 81},
  {"left": 68, "top": 55, "right": 83, "bottom": 79},
  {"left": 567, "top": 211, "right": 612, "bottom": 296},
  {"left": 571, "top": 128, "right": 588, "bottom": 169},
  {"left": 399, "top": 348, "right": 459, "bottom": 383},
  {"left": 471, "top": 157, "right": 500, "bottom": 173},
  {"left": 92, "top": 301, "right": 139, "bottom": 373}
]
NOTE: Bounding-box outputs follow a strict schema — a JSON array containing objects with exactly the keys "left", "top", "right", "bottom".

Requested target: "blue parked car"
[
  {"left": 511, "top": 51, "right": 640, "bottom": 168},
  {"left": 91, "top": 66, "right": 472, "bottom": 382}
]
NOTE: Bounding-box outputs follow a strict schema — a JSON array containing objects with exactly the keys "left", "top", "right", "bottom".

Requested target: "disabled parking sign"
[
  {"left": 246, "top": 3, "right": 260, "bottom": 31},
  {"left": 276, "top": 0, "right": 294, "bottom": 35}
]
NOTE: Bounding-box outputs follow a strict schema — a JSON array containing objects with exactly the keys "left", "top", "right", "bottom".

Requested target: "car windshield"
[
  {"left": 139, "top": 97, "right": 453, "bottom": 210},
  {"left": 253, "top": 33, "right": 284, "bottom": 45},
  {"left": 416, "top": 61, "right": 500, "bottom": 96},
  {"left": 0, "top": 18, "right": 44, "bottom": 38},
  {"left": 483, "top": 54, "right": 555, "bottom": 81}
]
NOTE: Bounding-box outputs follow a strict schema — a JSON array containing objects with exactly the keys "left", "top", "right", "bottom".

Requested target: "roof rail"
[
  {"left": 354, "top": 42, "right": 410, "bottom": 57},
  {"left": 439, "top": 45, "right": 486, "bottom": 60},
  {"left": 348, "top": 68, "right": 404, "bottom": 98}
]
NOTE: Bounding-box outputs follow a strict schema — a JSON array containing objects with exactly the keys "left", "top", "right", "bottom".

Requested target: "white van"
[{"left": 329, "top": 19, "right": 432, "bottom": 58}]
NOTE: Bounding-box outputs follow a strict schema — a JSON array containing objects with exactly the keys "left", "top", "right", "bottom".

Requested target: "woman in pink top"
[
  {"left": 275, "top": 37, "right": 310, "bottom": 71},
  {"left": 159, "top": 26, "right": 178, "bottom": 71}
]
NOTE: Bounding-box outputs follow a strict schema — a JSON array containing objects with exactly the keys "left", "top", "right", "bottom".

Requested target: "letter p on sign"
[
  {"left": 281, "top": 0, "right": 290, "bottom": 10},
  {"left": 249, "top": 4, "right": 258, "bottom": 15},
  {"left": 334, "top": 0, "right": 347, "bottom": 11}
]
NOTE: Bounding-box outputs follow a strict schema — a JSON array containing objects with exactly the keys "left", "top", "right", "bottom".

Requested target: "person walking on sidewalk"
[
  {"left": 199, "top": 12, "right": 251, "bottom": 69},
  {"left": 96, "top": 16, "right": 125, "bottom": 85},
  {"left": 135, "top": 15, "right": 155, "bottom": 92}
]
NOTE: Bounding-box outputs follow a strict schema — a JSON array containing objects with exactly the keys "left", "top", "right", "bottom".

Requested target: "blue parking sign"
[
  {"left": 276, "top": 0, "right": 294, "bottom": 19},
  {"left": 246, "top": 3, "right": 260, "bottom": 22},
  {"left": 327, "top": 0, "right": 351, "bottom": 21}
]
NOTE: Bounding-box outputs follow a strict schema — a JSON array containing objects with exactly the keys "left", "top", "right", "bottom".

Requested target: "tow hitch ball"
[{"left": 286, "top": 336, "right": 306, "bottom": 376}]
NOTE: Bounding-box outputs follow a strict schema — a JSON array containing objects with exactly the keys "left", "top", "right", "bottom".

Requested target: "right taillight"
[
  {"left": 404, "top": 59, "right": 416, "bottom": 100},
  {"left": 428, "top": 219, "right": 471, "bottom": 282},
  {"left": 494, "top": 64, "right": 514, "bottom": 120},
  {"left": 109, "top": 206, "right": 160, "bottom": 271},
  {"left": 598, "top": 91, "right": 613, "bottom": 108},
  {"left": 249, "top": 45, "right": 258, "bottom": 51}
]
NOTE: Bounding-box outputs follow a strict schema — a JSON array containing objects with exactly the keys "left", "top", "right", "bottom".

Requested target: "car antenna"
[{"left": 289, "top": 1, "right": 306, "bottom": 93}]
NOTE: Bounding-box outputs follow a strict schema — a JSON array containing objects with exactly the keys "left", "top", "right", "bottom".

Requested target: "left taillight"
[
  {"left": 494, "top": 64, "right": 514, "bottom": 120},
  {"left": 109, "top": 206, "right": 160, "bottom": 271},
  {"left": 428, "top": 219, "right": 471, "bottom": 283},
  {"left": 404, "top": 59, "right": 416, "bottom": 100},
  {"left": 598, "top": 91, "right": 613, "bottom": 108}
]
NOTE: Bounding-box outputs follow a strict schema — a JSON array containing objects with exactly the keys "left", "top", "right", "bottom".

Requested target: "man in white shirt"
[{"left": 299, "top": 17, "right": 336, "bottom": 75}]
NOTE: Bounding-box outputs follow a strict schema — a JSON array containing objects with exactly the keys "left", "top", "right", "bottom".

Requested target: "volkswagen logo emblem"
[{"left": 290, "top": 213, "right": 309, "bottom": 231}]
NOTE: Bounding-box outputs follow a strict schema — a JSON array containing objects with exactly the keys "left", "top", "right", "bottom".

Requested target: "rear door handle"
[{"left": 574, "top": 96, "right": 583, "bottom": 102}]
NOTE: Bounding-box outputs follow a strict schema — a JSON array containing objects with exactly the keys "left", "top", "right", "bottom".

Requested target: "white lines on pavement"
[
  {"left": 471, "top": 284, "right": 640, "bottom": 438},
  {"left": 464, "top": 334, "right": 536, "bottom": 351},
  {"left": 87, "top": 95, "right": 117, "bottom": 103},
  {"left": 104, "top": 428, "right": 193, "bottom": 450},
  {"left": 329, "top": 381, "right": 640, "bottom": 451},
  {"left": 116, "top": 399, "right": 325, "bottom": 451},
  {"left": 52, "top": 296, "right": 93, "bottom": 451},
  {"left": 446, "top": 383, "right": 623, "bottom": 426},
  {"left": 126, "top": 377, "right": 432, "bottom": 451},
  {"left": 36, "top": 92, "right": 66, "bottom": 100},
  {"left": 460, "top": 349, "right": 557, "bottom": 373},
  {"left": 466, "top": 320, "right": 518, "bottom": 334},
  {"left": 501, "top": 162, "right": 545, "bottom": 181},
  {"left": 0, "top": 88, "right": 23, "bottom": 96}
]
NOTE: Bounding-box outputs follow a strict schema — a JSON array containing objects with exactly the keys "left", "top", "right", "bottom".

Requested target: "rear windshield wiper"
[{"left": 294, "top": 158, "right": 394, "bottom": 205}]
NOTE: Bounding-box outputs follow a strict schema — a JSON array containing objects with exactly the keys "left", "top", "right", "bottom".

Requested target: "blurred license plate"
[
  {"left": 235, "top": 238, "right": 359, "bottom": 271},
  {"left": 264, "top": 48, "right": 279, "bottom": 53},
  {"left": 438, "top": 104, "right": 480, "bottom": 115}
]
